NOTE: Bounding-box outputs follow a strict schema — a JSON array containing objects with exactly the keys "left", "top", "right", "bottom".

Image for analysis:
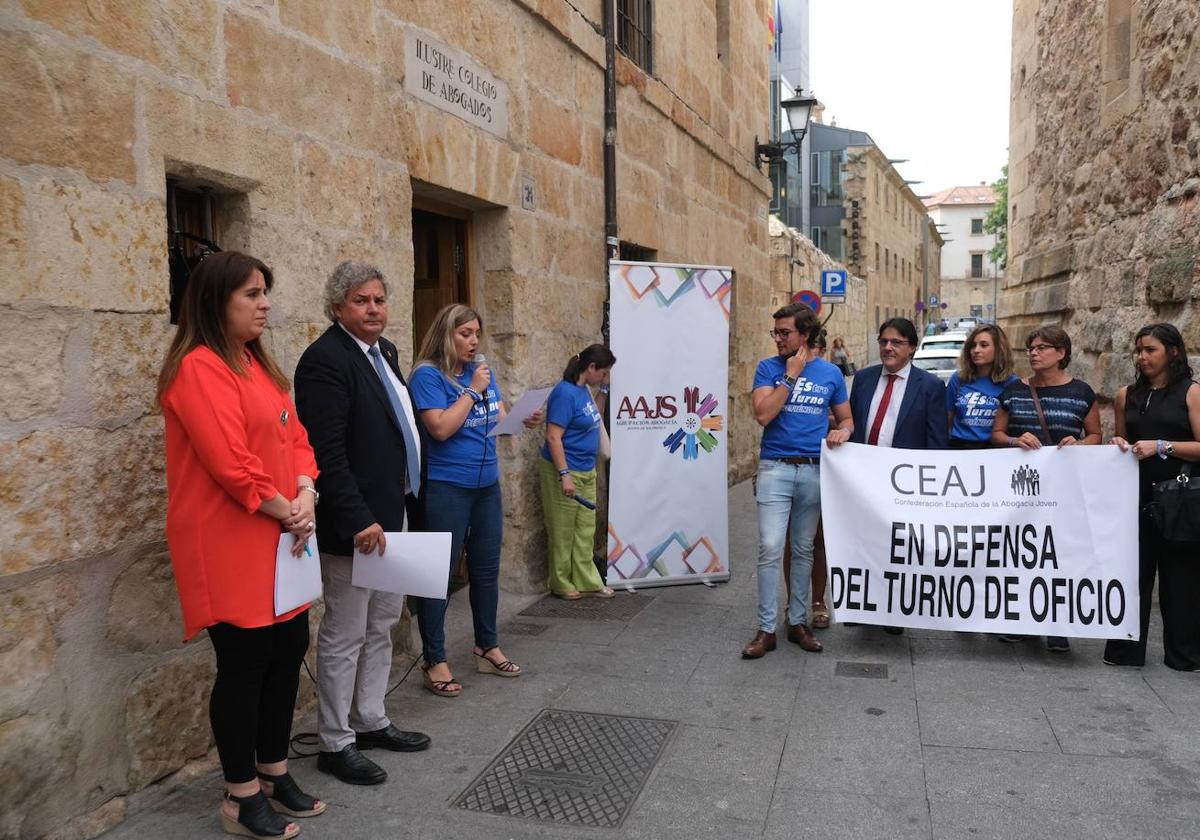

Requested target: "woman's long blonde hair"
[
  {"left": 957, "top": 323, "right": 1014, "bottom": 384},
  {"left": 156, "top": 251, "right": 289, "bottom": 401},
  {"left": 415, "top": 304, "right": 483, "bottom": 375}
]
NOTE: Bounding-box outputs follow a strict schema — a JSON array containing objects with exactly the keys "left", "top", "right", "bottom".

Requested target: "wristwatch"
[
  {"left": 1166, "top": 441, "right": 1175, "bottom": 456},
  {"left": 300, "top": 486, "right": 320, "bottom": 504},
  {"left": 782, "top": 375, "right": 798, "bottom": 389}
]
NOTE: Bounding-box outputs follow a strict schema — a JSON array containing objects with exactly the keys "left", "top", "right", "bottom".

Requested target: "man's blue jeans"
[{"left": 755, "top": 460, "right": 822, "bottom": 632}]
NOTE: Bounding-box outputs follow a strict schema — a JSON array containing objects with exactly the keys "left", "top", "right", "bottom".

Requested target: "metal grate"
[
  {"left": 455, "top": 709, "right": 677, "bottom": 828},
  {"left": 505, "top": 622, "right": 550, "bottom": 636},
  {"left": 518, "top": 594, "right": 654, "bottom": 621},
  {"left": 617, "top": 0, "right": 653, "bottom": 73},
  {"left": 834, "top": 661, "right": 889, "bottom": 679}
]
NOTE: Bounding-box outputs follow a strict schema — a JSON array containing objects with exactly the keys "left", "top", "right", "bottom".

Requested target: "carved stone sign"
[{"left": 404, "top": 28, "right": 509, "bottom": 139}]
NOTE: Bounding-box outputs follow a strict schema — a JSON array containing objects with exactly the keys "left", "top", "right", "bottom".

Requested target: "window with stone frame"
[
  {"left": 971, "top": 217, "right": 984, "bottom": 235},
  {"left": 617, "top": 0, "right": 653, "bottom": 73},
  {"left": 970, "top": 253, "right": 985, "bottom": 278},
  {"left": 618, "top": 241, "right": 657, "bottom": 262},
  {"left": 167, "top": 180, "right": 222, "bottom": 324}
]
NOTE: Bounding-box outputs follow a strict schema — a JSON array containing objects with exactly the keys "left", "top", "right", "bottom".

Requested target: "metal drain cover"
[
  {"left": 835, "top": 661, "right": 889, "bottom": 679},
  {"left": 455, "top": 709, "right": 677, "bottom": 828},
  {"left": 518, "top": 593, "right": 654, "bottom": 621}
]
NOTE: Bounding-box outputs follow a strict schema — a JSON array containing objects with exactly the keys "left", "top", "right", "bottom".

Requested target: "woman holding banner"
[
  {"left": 1106, "top": 324, "right": 1200, "bottom": 670},
  {"left": 947, "top": 324, "right": 1019, "bottom": 449},
  {"left": 540, "top": 344, "right": 618, "bottom": 599},
  {"left": 409, "top": 305, "right": 540, "bottom": 696},
  {"left": 991, "top": 325, "right": 1101, "bottom": 652}
]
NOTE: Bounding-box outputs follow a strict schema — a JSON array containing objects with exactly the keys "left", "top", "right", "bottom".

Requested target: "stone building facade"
[
  {"left": 1007, "top": 0, "right": 1200, "bottom": 398},
  {"left": 925, "top": 184, "right": 1002, "bottom": 323},
  {"left": 767, "top": 217, "right": 869, "bottom": 369},
  {"left": 0, "top": 1, "right": 776, "bottom": 836},
  {"left": 842, "top": 144, "right": 943, "bottom": 350}
]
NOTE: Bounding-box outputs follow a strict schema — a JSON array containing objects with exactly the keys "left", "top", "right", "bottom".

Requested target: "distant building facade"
[{"left": 925, "top": 185, "right": 1002, "bottom": 322}]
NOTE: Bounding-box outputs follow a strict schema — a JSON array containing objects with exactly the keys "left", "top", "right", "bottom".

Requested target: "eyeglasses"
[
  {"left": 877, "top": 338, "right": 910, "bottom": 348},
  {"left": 1026, "top": 344, "right": 1057, "bottom": 354},
  {"left": 769, "top": 329, "right": 797, "bottom": 340}
]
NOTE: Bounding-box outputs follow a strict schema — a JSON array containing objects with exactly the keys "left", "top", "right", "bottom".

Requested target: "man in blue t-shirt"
[{"left": 742, "top": 303, "right": 853, "bottom": 659}]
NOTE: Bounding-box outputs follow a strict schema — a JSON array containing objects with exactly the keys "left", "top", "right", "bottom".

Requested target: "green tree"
[{"left": 983, "top": 166, "right": 1008, "bottom": 269}]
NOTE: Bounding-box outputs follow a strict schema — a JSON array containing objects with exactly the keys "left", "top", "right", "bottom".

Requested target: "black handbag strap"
[{"left": 1027, "top": 384, "right": 1053, "bottom": 444}]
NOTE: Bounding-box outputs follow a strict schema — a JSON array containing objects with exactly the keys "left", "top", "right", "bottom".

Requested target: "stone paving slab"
[{"left": 100, "top": 480, "right": 1200, "bottom": 840}]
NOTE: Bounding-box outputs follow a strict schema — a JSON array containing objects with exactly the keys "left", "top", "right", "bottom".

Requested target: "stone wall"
[
  {"left": 767, "top": 217, "right": 869, "bottom": 369},
  {"left": 0, "top": 1, "right": 773, "bottom": 836},
  {"left": 1006, "top": 0, "right": 1200, "bottom": 400},
  {"left": 841, "top": 145, "right": 943, "bottom": 340}
]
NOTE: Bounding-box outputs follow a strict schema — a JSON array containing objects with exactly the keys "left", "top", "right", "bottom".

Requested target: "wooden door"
[{"left": 411, "top": 209, "right": 469, "bottom": 358}]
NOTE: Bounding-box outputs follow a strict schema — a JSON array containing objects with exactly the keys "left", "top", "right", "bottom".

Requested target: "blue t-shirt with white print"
[
  {"left": 946, "top": 372, "right": 1020, "bottom": 443},
  {"left": 540, "top": 380, "right": 603, "bottom": 472},
  {"left": 409, "top": 362, "right": 504, "bottom": 488},
  {"left": 754, "top": 355, "right": 848, "bottom": 459}
]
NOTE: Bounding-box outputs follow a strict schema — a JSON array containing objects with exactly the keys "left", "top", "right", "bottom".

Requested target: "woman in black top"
[
  {"left": 1106, "top": 324, "right": 1200, "bottom": 670},
  {"left": 991, "top": 325, "right": 1100, "bottom": 652}
]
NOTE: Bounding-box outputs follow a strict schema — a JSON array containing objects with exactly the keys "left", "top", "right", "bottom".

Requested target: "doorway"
[{"left": 411, "top": 207, "right": 471, "bottom": 357}]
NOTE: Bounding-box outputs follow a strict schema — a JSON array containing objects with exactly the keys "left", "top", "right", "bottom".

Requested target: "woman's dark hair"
[
  {"left": 878, "top": 317, "right": 918, "bottom": 347},
  {"left": 771, "top": 302, "right": 821, "bottom": 346},
  {"left": 1026, "top": 325, "right": 1072, "bottom": 369},
  {"left": 1129, "top": 322, "right": 1193, "bottom": 403},
  {"left": 157, "top": 251, "right": 289, "bottom": 400},
  {"left": 563, "top": 344, "right": 617, "bottom": 381}
]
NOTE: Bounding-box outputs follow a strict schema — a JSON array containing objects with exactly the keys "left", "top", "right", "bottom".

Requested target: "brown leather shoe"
[
  {"left": 787, "top": 623, "right": 823, "bottom": 652},
  {"left": 741, "top": 631, "right": 777, "bottom": 659}
]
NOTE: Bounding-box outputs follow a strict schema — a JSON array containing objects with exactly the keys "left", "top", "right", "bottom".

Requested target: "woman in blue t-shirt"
[
  {"left": 946, "top": 324, "right": 1020, "bottom": 449},
  {"left": 540, "top": 344, "right": 617, "bottom": 599},
  {"left": 409, "top": 304, "right": 539, "bottom": 697}
]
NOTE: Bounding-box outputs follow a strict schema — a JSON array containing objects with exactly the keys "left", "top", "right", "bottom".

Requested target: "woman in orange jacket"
[{"left": 158, "top": 251, "right": 324, "bottom": 840}]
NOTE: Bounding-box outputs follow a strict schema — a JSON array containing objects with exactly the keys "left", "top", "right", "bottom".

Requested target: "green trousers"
[{"left": 539, "top": 458, "right": 605, "bottom": 595}]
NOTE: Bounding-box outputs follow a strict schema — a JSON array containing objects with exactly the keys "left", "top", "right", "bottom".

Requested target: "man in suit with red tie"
[{"left": 828, "top": 317, "right": 948, "bottom": 634}]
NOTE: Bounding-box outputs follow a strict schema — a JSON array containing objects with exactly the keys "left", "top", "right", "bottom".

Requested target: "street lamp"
[{"left": 756, "top": 90, "right": 818, "bottom": 168}]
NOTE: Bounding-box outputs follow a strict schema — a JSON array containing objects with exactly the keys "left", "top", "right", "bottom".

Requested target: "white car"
[
  {"left": 956, "top": 318, "right": 979, "bottom": 331},
  {"left": 912, "top": 347, "right": 959, "bottom": 383},
  {"left": 918, "top": 331, "right": 968, "bottom": 353}
]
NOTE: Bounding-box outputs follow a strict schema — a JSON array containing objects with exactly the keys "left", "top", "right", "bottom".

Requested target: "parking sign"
[{"left": 821, "top": 269, "right": 847, "bottom": 297}]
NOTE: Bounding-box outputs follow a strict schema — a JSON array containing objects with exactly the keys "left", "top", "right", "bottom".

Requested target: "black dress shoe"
[
  {"left": 317, "top": 743, "right": 387, "bottom": 785},
  {"left": 356, "top": 724, "right": 432, "bottom": 753}
]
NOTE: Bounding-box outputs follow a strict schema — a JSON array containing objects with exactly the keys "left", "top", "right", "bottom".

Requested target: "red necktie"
[{"left": 867, "top": 374, "right": 898, "bottom": 446}]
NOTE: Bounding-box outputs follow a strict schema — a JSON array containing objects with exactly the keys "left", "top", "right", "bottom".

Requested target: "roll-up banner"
[
  {"left": 607, "top": 262, "right": 732, "bottom": 588},
  {"left": 820, "top": 442, "right": 1140, "bottom": 639}
]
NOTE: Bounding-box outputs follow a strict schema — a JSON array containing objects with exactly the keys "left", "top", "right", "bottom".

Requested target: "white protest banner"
[
  {"left": 820, "top": 442, "right": 1140, "bottom": 639},
  {"left": 607, "top": 262, "right": 732, "bottom": 588}
]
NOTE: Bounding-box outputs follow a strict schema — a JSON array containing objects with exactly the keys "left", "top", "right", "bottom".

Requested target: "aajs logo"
[
  {"left": 663, "top": 386, "right": 722, "bottom": 461},
  {"left": 614, "top": 386, "right": 723, "bottom": 461}
]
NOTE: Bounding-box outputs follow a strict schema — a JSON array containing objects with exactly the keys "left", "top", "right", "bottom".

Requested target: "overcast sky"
[{"left": 808, "top": 0, "right": 1012, "bottom": 195}]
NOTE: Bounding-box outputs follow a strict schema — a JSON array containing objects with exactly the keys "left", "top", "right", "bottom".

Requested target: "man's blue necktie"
[{"left": 367, "top": 345, "right": 421, "bottom": 497}]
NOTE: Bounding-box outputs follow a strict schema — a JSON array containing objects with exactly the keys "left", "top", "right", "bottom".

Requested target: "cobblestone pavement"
[{"left": 103, "top": 480, "right": 1200, "bottom": 840}]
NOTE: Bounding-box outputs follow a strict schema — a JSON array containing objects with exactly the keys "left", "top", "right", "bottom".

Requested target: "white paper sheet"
[
  {"left": 351, "top": 531, "right": 452, "bottom": 599},
  {"left": 274, "top": 532, "right": 321, "bottom": 615},
  {"left": 487, "top": 386, "right": 553, "bottom": 436}
]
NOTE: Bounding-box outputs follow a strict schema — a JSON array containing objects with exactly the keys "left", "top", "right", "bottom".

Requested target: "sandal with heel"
[
  {"left": 219, "top": 791, "right": 299, "bottom": 839},
  {"left": 421, "top": 662, "right": 462, "bottom": 697},
  {"left": 257, "top": 771, "right": 326, "bottom": 818},
  {"left": 475, "top": 646, "right": 521, "bottom": 677}
]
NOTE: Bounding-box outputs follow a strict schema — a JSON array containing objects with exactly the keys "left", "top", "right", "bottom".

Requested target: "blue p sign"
[{"left": 821, "top": 269, "right": 847, "bottom": 296}]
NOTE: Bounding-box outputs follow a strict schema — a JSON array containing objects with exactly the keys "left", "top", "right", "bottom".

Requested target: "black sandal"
[
  {"left": 474, "top": 646, "right": 521, "bottom": 677},
  {"left": 257, "top": 770, "right": 326, "bottom": 817},
  {"left": 219, "top": 791, "right": 299, "bottom": 839}
]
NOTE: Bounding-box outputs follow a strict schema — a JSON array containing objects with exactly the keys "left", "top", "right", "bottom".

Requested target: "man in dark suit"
[
  {"left": 294, "top": 261, "right": 431, "bottom": 786},
  {"left": 829, "top": 317, "right": 947, "bottom": 634}
]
